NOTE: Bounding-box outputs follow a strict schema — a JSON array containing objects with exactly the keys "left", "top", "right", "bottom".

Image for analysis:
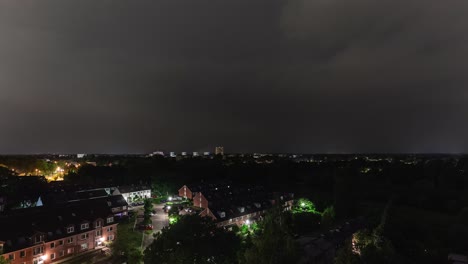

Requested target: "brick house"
[
  {"left": 178, "top": 185, "right": 194, "bottom": 200},
  {"left": 193, "top": 192, "right": 209, "bottom": 209},
  {"left": 0, "top": 198, "right": 118, "bottom": 264},
  {"left": 180, "top": 182, "right": 294, "bottom": 227}
]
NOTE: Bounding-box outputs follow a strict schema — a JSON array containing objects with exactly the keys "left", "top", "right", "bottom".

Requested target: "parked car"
[{"left": 138, "top": 224, "right": 153, "bottom": 230}]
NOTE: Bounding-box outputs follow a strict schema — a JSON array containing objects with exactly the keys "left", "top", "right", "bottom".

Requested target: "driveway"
[{"left": 134, "top": 203, "right": 168, "bottom": 249}]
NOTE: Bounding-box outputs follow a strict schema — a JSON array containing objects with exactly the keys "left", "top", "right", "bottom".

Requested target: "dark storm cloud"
[{"left": 0, "top": 0, "right": 467, "bottom": 153}]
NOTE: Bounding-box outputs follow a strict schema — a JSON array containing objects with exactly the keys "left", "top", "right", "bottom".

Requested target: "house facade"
[
  {"left": 115, "top": 185, "right": 151, "bottom": 203},
  {"left": 180, "top": 182, "right": 294, "bottom": 227},
  {"left": 0, "top": 199, "right": 118, "bottom": 264}
]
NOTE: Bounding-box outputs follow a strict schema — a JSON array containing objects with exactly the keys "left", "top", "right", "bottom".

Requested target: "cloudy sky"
[{"left": 0, "top": 0, "right": 467, "bottom": 154}]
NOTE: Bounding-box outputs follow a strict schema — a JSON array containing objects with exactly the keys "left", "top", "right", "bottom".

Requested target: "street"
[{"left": 133, "top": 203, "right": 169, "bottom": 249}]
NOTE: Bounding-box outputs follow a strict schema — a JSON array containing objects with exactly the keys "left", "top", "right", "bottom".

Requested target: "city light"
[
  {"left": 168, "top": 196, "right": 173, "bottom": 201},
  {"left": 167, "top": 206, "right": 171, "bottom": 210},
  {"left": 246, "top": 219, "right": 250, "bottom": 225}
]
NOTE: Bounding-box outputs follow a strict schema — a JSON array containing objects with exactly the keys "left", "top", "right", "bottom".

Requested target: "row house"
[
  {"left": 180, "top": 182, "right": 294, "bottom": 227},
  {"left": 0, "top": 198, "right": 118, "bottom": 264},
  {"left": 113, "top": 185, "right": 151, "bottom": 203}
]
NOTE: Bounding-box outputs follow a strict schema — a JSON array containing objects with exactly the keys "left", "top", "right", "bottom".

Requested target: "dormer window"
[
  {"left": 81, "top": 223, "right": 89, "bottom": 230},
  {"left": 34, "top": 235, "right": 43, "bottom": 244},
  {"left": 67, "top": 226, "right": 74, "bottom": 233},
  {"left": 95, "top": 221, "right": 101, "bottom": 228},
  {"left": 106, "top": 217, "right": 114, "bottom": 223}
]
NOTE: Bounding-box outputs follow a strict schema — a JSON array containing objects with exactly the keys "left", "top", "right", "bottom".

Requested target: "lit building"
[
  {"left": 179, "top": 182, "right": 293, "bottom": 227},
  {"left": 150, "top": 151, "right": 164, "bottom": 157},
  {"left": 114, "top": 185, "right": 151, "bottom": 203},
  {"left": 215, "top": 147, "right": 224, "bottom": 156},
  {"left": 0, "top": 199, "right": 118, "bottom": 264}
]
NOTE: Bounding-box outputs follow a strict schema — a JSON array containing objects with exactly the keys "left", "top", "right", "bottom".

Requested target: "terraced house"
[
  {"left": 0, "top": 198, "right": 118, "bottom": 264},
  {"left": 179, "top": 182, "right": 294, "bottom": 227}
]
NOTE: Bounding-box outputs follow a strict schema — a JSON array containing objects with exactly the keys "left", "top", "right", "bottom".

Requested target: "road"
[{"left": 133, "top": 203, "right": 169, "bottom": 249}]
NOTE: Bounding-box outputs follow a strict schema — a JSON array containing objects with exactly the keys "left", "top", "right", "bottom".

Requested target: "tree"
[
  {"left": 143, "top": 199, "right": 153, "bottom": 225},
  {"left": 335, "top": 199, "right": 396, "bottom": 264},
  {"left": 144, "top": 215, "right": 240, "bottom": 264},
  {"left": 151, "top": 181, "right": 172, "bottom": 197},
  {"left": 0, "top": 256, "right": 10, "bottom": 264},
  {"left": 321, "top": 205, "right": 336, "bottom": 230},
  {"left": 111, "top": 219, "right": 143, "bottom": 263},
  {"left": 292, "top": 198, "right": 320, "bottom": 214},
  {"left": 241, "top": 207, "right": 298, "bottom": 264}
]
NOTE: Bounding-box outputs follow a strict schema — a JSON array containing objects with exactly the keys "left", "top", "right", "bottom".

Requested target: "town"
[{"left": 1, "top": 152, "right": 468, "bottom": 263}]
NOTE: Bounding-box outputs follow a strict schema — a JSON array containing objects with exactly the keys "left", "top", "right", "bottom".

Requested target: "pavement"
[{"left": 132, "top": 203, "right": 169, "bottom": 249}]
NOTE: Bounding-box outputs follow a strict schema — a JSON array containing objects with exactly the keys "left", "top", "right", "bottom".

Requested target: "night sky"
[{"left": 1, "top": 0, "right": 467, "bottom": 154}]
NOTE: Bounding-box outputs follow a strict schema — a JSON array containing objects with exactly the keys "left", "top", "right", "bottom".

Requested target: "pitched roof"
[{"left": 0, "top": 196, "right": 122, "bottom": 253}]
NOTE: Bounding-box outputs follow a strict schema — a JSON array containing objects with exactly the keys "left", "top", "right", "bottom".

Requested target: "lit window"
[
  {"left": 81, "top": 223, "right": 89, "bottom": 230},
  {"left": 33, "top": 246, "right": 44, "bottom": 255},
  {"left": 67, "top": 248, "right": 74, "bottom": 254},
  {"left": 81, "top": 243, "right": 88, "bottom": 250},
  {"left": 107, "top": 217, "right": 114, "bottom": 223}
]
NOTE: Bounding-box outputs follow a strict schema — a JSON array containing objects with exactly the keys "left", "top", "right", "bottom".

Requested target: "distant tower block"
[{"left": 215, "top": 146, "right": 224, "bottom": 155}]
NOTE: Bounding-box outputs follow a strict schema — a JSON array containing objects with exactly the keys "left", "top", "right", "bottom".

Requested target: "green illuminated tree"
[{"left": 292, "top": 198, "right": 320, "bottom": 214}]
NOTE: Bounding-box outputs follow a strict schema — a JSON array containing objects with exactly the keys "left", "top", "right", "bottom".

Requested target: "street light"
[
  {"left": 168, "top": 196, "right": 173, "bottom": 201},
  {"left": 301, "top": 202, "right": 305, "bottom": 207},
  {"left": 246, "top": 219, "right": 251, "bottom": 225}
]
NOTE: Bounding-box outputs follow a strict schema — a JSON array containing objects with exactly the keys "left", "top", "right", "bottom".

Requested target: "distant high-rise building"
[
  {"left": 170, "top": 152, "right": 176, "bottom": 158},
  {"left": 215, "top": 146, "right": 224, "bottom": 155}
]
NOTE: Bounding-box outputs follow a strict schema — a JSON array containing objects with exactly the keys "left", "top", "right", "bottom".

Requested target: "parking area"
[{"left": 130, "top": 203, "right": 169, "bottom": 249}]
